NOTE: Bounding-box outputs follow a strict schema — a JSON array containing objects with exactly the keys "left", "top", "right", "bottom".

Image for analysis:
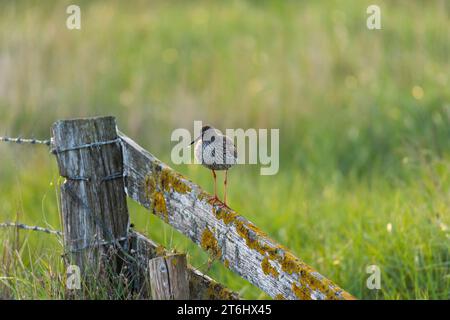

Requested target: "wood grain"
[
  {"left": 148, "top": 254, "right": 190, "bottom": 300},
  {"left": 53, "top": 117, "right": 130, "bottom": 278}
]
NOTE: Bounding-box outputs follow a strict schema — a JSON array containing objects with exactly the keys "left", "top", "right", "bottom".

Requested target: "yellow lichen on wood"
[
  {"left": 274, "top": 294, "right": 286, "bottom": 300},
  {"left": 292, "top": 282, "right": 310, "bottom": 300},
  {"left": 280, "top": 251, "right": 304, "bottom": 275},
  {"left": 297, "top": 268, "right": 355, "bottom": 300},
  {"left": 146, "top": 162, "right": 190, "bottom": 194},
  {"left": 160, "top": 168, "right": 191, "bottom": 194},
  {"left": 281, "top": 252, "right": 350, "bottom": 299},
  {"left": 145, "top": 172, "right": 167, "bottom": 221},
  {"left": 235, "top": 219, "right": 272, "bottom": 256},
  {"left": 261, "top": 257, "right": 279, "bottom": 278},
  {"left": 153, "top": 191, "right": 168, "bottom": 222},
  {"left": 145, "top": 175, "right": 156, "bottom": 197},
  {"left": 145, "top": 164, "right": 192, "bottom": 223},
  {"left": 213, "top": 206, "right": 238, "bottom": 225},
  {"left": 201, "top": 227, "right": 222, "bottom": 260},
  {"left": 301, "top": 272, "right": 330, "bottom": 297},
  {"left": 209, "top": 206, "right": 351, "bottom": 300},
  {"left": 231, "top": 212, "right": 351, "bottom": 299}
]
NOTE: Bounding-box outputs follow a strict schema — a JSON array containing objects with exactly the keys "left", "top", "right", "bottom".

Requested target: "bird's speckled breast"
[{"left": 194, "top": 136, "right": 237, "bottom": 171}]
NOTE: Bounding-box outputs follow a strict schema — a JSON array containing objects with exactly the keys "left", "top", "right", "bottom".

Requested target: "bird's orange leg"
[
  {"left": 208, "top": 170, "right": 221, "bottom": 205},
  {"left": 217, "top": 170, "right": 230, "bottom": 209},
  {"left": 223, "top": 170, "right": 228, "bottom": 206}
]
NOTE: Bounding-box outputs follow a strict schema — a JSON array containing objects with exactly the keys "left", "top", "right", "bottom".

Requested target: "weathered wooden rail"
[{"left": 52, "top": 116, "right": 354, "bottom": 300}]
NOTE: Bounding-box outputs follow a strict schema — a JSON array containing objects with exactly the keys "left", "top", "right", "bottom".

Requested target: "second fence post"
[
  {"left": 52, "top": 116, "right": 131, "bottom": 295},
  {"left": 148, "top": 254, "right": 190, "bottom": 300}
]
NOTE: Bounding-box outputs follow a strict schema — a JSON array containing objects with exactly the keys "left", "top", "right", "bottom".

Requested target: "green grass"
[{"left": 0, "top": 0, "right": 449, "bottom": 299}]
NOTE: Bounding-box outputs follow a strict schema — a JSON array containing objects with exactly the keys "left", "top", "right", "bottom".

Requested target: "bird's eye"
[{"left": 210, "top": 136, "right": 215, "bottom": 142}]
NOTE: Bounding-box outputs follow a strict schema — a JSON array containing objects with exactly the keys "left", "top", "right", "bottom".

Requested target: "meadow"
[{"left": 0, "top": 0, "right": 449, "bottom": 299}]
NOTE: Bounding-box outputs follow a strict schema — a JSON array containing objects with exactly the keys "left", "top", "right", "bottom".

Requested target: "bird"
[{"left": 191, "top": 125, "right": 237, "bottom": 208}]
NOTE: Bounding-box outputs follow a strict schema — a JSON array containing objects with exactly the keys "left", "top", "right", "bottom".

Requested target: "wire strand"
[
  {"left": 0, "top": 222, "right": 62, "bottom": 236},
  {"left": 0, "top": 136, "right": 52, "bottom": 146}
]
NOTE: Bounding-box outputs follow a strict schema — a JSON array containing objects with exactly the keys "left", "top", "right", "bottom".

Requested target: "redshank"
[{"left": 191, "top": 125, "right": 237, "bottom": 207}]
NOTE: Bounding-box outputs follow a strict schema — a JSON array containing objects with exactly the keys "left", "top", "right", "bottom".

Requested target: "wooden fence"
[{"left": 52, "top": 116, "right": 355, "bottom": 300}]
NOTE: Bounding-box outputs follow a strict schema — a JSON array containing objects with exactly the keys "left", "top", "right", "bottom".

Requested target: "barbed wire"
[
  {"left": 62, "top": 181, "right": 136, "bottom": 262},
  {"left": 0, "top": 222, "right": 62, "bottom": 236},
  {"left": 0, "top": 221, "right": 134, "bottom": 251},
  {"left": 1, "top": 137, "right": 58, "bottom": 238},
  {"left": 0, "top": 136, "right": 52, "bottom": 146},
  {"left": 1, "top": 134, "right": 136, "bottom": 262},
  {"left": 0, "top": 136, "right": 123, "bottom": 157},
  {"left": 55, "top": 138, "right": 120, "bottom": 153}
]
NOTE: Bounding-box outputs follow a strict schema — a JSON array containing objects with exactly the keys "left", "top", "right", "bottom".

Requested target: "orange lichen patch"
[
  {"left": 261, "top": 257, "right": 279, "bottom": 278},
  {"left": 230, "top": 215, "right": 353, "bottom": 299},
  {"left": 297, "top": 270, "right": 355, "bottom": 300},
  {"left": 234, "top": 218, "right": 273, "bottom": 256},
  {"left": 160, "top": 169, "right": 171, "bottom": 192},
  {"left": 145, "top": 164, "right": 191, "bottom": 198},
  {"left": 145, "top": 171, "right": 164, "bottom": 218},
  {"left": 229, "top": 211, "right": 353, "bottom": 299},
  {"left": 274, "top": 294, "right": 285, "bottom": 300},
  {"left": 213, "top": 206, "right": 238, "bottom": 225},
  {"left": 144, "top": 164, "right": 192, "bottom": 223},
  {"left": 265, "top": 246, "right": 280, "bottom": 261},
  {"left": 302, "top": 273, "right": 327, "bottom": 292},
  {"left": 153, "top": 191, "right": 168, "bottom": 222},
  {"left": 280, "top": 251, "right": 305, "bottom": 275},
  {"left": 201, "top": 228, "right": 222, "bottom": 260},
  {"left": 160, "top": 168, "right": 191, "bottom": 194},
  {"left": 224, "top": 259, "right": 230, "bottom": 268},
  {"left": 279, "top": 253, "right": 348, "bottom": 299},
  {"left": 144, "top": 175, "right": 157, "bottom": 203},
  {"left": 292, "top": 282, "right": 311, "bottom": 300}
]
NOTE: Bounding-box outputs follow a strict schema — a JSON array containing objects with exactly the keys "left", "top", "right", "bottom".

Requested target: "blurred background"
[{"left": 0, "top": 0, "right": 449, "bottom": 299}]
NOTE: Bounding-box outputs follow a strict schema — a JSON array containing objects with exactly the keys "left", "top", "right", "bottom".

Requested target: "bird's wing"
[{"left": 223, "top": 136, "right": 237, "bottom": 163}]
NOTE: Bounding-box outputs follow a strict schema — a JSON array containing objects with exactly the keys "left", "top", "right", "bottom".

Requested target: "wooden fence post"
[
  {"left": 129, "top": 232, "right": 239, "bottom": 299},
  {"left": 148, "top": 254, "right": 190, "bottom": 300},
  {"left": 52, "top": 117, "right": 130, "bottom": 292}
]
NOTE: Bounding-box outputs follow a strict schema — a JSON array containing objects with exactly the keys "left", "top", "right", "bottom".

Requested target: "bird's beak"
[{"left": 190, "top": 135, "right": 200, "bottom": 145}]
